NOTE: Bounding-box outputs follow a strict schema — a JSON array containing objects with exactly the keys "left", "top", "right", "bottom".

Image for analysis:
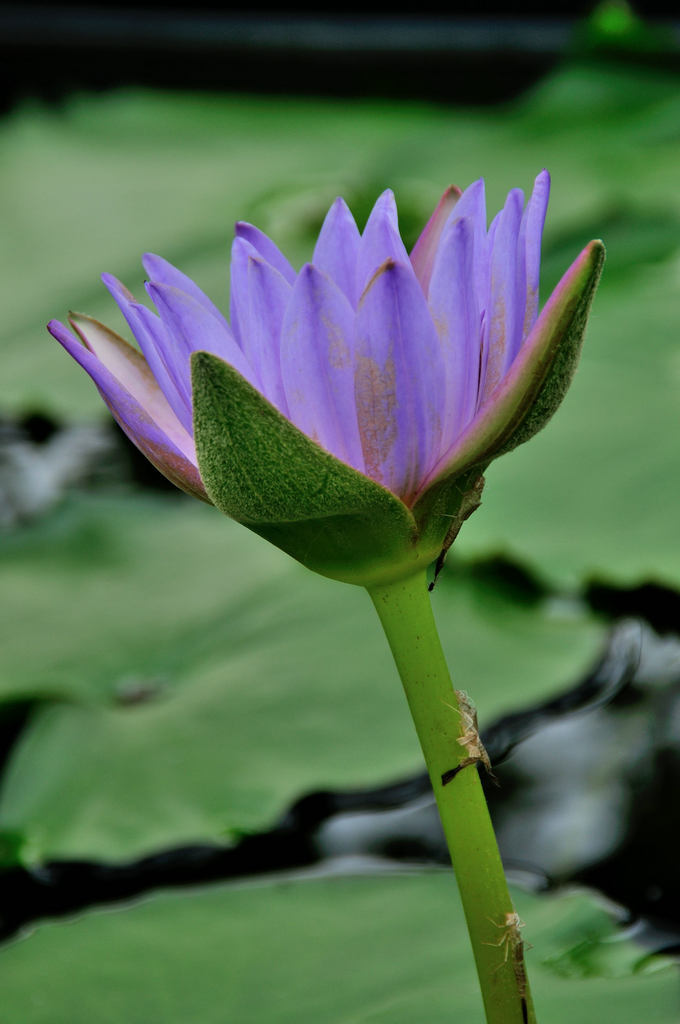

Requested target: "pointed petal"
[
  {"left": 357, "top": 190, "right": 411, "bottom": 296},
  {"left": 102, "top": 273, "right": 192, "bottom": 433},
  {"left": 48, "top": 317, "right": 207, "bottom": 500},
  {"left": 428, "top": 216, "right": 482, "bottom": 446},
  {"left": 312, "top": 197, "right": 362, "bottom": 306},
  {"left": 147, "top": 283, "right": 260, "bottom": 414},
  {"left": 486, "top": 209, "right": 501, "bottom": 250},
  {"left": 130, "top": 300, "right": 196, "bottom": 433},
  {"left": 420, "top": 240, "right": 606, "bottom": 495},
  {"left": 409, "top": 185, "right": 462, "bottom": 295},
  {"left": 520, "top": 169, "right": 551, "bottom": 335},
  {"left": 229, "top": 235, "right": 257, "bottom": 350},
  {"left": 240, "top": 255, "right": 291, "bottom": 415},
  {"left": 67, "top": 313, "right": 190, "bottom": 455},
  {"left": 452, "top": 178, "right": 487, "bottom": 225},
  {"left": 234, "top": 222, "right": 297, "bottom": 284},
  {"left": 142, "top": 253, "right": 230, "bottom": 328},
  {"left": 355, "top": 260, "right": 445, "bottom": 500},
  {"left": 481, "top": 187, "right": 525, "bottom": 402},
  {"left": 281, "top": 264, "right": 364, "bottom": 472},
  {"left": 448, "top": 178, "right": 490, "bottom": 320}
]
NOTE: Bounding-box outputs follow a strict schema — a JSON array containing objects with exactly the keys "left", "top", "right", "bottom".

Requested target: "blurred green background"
[{"left": 1, "top": 4, "right": 679, "bottom": 1021}]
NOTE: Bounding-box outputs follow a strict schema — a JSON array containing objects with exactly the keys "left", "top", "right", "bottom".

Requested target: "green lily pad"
[
  {"left": 0, "top": 494, "right": 603, "bottom": 859},
  {"left": 1, "top": 60, "right": 678, "bottom": 1024},
  {"left": 0, "top": 70, "right": 673, "bottom": 395},
  {"left": 0, "top": 875, "right": 675, "bottom": 1023},
  {"left": 3, "top": 63, "right": 680, "bottom": 591},
  {"left": 2, "top": 57, "right": 679, "bottom": 855}
]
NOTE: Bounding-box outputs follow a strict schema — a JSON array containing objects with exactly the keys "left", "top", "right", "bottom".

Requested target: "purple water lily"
[
  {"left": 50, "top": 172, "right": 555, "bottom": 502},
  {"left": 49, "top": 173, "right": 604, "bottom": 583}
]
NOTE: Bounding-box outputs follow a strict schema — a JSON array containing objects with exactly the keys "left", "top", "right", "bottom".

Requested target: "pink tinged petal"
[
  {"left": 47, "top": 316, "right": 207, "bottom": 500},
  {"left": 234, "top": 222, "right": 297, "bottom": 285},
  {"left": 102, "top": 273, "right": 193, "bottom": 434},
  {"left": 409, "top": 185, "right": 462, "bottom": 296},
  {"left": 68, "top": 313, "right": 196, "bottom": 465},
  {"left": 142, "top": 253, "right": 230, "bottom": 329},
  {"left": 65, "top": 313, "right": 187, "bottom": 449},
  {"left": 280, "top": 264, "right": 364, "bottom": 473},
  {"left": 357, "top": 190, "right": 412, "bottom": 296},
  {"left": 147, "top": 283, "right": 260, "bottom": 413},
  {"left": 240, "top": 255, "right": 292, "bottom": 415},
  {"left": 355, "top": 260, "right": 445, "bottom": 501},
  {"left": 481, "top": 187, "right": 525, "bottom": 404},
  {"left": 312, "top": 197, "right": 362, "bottom": 307},
  {"left": 520, "top": 169, "right": 551, "bottom": 336},
  {"left": 129, "top": 300, "right": 195, "bottom": 433},
  {"left": 428, "top": 216, "right": 481, "bottom": 446}
]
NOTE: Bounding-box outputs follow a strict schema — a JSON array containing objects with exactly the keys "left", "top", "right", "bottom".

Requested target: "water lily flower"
[{"left": 49, "top": 172, "right": 604, "bottom": 585}]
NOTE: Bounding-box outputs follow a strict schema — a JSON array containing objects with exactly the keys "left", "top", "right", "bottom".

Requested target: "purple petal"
[
  {"left": 449, "top": 178, "right": 490, "bottom": 315},
  {"left": 142, "top": 253, "right": 230, "bottom": 329},
  {"left": 147, "top": 283, "right": 260, "bottom": 413},
  {"left": 312, "top": 197, "right": 362, "bottom": 307},
  {"left": 421, "top": 241, "right": 603, "bottom": 492},
  {"left": 130, "top": 300, "right": 196, "bottom": 433},
  {"left": 486, "top": 209, "right": 501, "bottom": 251},
  {"left": 520, "top": 169, "right": 551, "bottom": 336},
  {"left": 234, "top": 222, "right": 297, "bottom": 285},
  {"left": 239, "top": 255, "right": 292, "bottom": 415},
  {"left": 409, "top": 185, "right": 462, "bottom": 296},
  {"left": 48, "top": 316, "right": 206, "bottom": 500},
  {"left": 102, "top": 273, "right": 192, "bottom": 433},
  {"left": 64, "top": 313, "right": 187, "bottom": 449},
  {"left": 452, "top": 178, "right": 487, "bottom": 225},
  {"left": 280, "top": 264, "right": 363, "bottom": 472},
  {"left": 355, "top": 260, "right": 445, "bottom": 500},
  {"left": 229, "top": 236, "right": 257, "bottom": 350},
  {"left": 428, "top": 216, "right": 482, "bottom": 446},
  {"left": 480, "top": 187, "right": 525, "bottom": 403},
  {"left": 357, "top": 190, "right": 412, "bottom": 298}
]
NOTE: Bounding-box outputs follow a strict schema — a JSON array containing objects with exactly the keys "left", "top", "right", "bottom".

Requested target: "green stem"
[{"left": 368, "top": 569, "right": 536, "bottom": 1024}]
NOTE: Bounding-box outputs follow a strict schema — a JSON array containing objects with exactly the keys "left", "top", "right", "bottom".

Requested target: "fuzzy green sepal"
[{"left": 192, "top": 352, "right": 449, "bottom": 585}]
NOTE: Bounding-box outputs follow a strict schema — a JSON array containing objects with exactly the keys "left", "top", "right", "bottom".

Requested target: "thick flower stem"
[{"left": 368, "top": 570, "right": 536, "bottom": 1024}]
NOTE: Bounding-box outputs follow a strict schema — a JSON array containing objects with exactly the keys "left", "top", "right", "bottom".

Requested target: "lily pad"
[
  {"left": 0, "top": 494, "right": 603, "bottom": 859},
  {"left": 3, "top": 63, "right": 680, "bottom": 591},
  {"left": 0, "top": 875, "right": 675, "bottom": 1023}
]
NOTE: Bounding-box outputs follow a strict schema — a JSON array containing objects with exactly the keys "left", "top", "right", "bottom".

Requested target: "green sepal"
[
  {"left": 495, "top": 239, "right": 606, "bottom": 458},
  {"left": 415, "top": 469, "right": 487, "bottom": 586},
  {"left": 191, "top": 352, "right": 444, "bottom": 585}
]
